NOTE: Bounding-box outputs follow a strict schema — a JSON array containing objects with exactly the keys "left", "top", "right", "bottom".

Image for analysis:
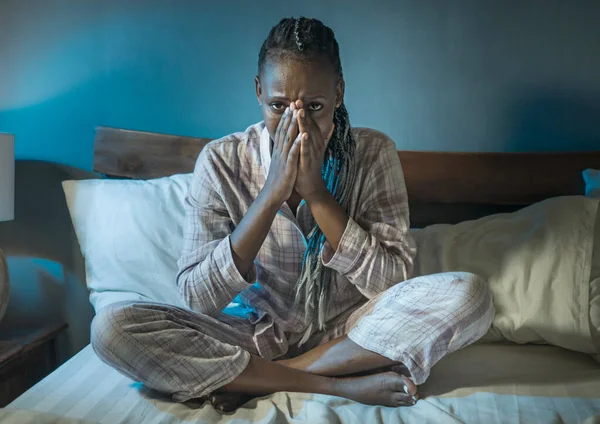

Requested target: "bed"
[{"left": 3, "top": 126, "right": 600, "bottom": 424}]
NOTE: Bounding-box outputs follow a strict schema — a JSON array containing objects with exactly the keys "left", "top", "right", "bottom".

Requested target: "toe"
[
  {"left": 220, "top": 399, "right": 243, "bottom": 413},
  {"left": 382, "top": 372, "right": 419, "bottom": 398},
  {"left": 384, "top": 371, "right": 418, "bottom": 396},
  {"left": 394, "top": 374, "right": 417, "bottom": 396},
  {"left": 209, "top": 393, "right": 252, "bottom": 413},
  {"left": 391, "top": 392, "right": 417, "bottom": 407},
  {"left": 209, "top": 393, "right": 229, "bottom": 406}
]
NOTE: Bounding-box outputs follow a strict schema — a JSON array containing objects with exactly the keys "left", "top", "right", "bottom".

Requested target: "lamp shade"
[{"left": 0, "top": 133, "right": 14, "bottom": 222}]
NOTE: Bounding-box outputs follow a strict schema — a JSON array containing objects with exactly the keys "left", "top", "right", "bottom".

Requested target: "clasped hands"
[{"left": 264, "top": 100, "right": 334, "bottom": 206}]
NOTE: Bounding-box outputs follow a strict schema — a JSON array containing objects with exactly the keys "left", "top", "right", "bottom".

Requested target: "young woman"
[{"left": 92, "top": 17, "right": 494, "bottom": 412}]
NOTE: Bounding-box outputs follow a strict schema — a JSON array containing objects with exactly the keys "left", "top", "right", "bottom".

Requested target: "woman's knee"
[
  {"left": 442, "top": 271, "right": 488, "bottom": 297},
  {"left": 91, "top": 301, "right": 145, "bottom": 361},
  {"left": 448, "top": 272, "right": 494, "bottom": 323},
  {"left": 449, "top": 271, "right": 487, "bottom": 292}
]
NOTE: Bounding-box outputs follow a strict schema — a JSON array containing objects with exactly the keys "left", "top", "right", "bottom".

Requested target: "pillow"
[
  {"left": 411, "top": 196, "right": 600, "bottom": 356},
  {"left": 583, "top": 169, "right": 600, "bottom": 362},
  {"left": 583, "top": 169, "right": 600, "bottom": 198},
  {"left": 591, "top": 211, "right": 600, "bottom": 363},
  {"left": 62, "top": 175, "right": 191, "bottom": 312}
]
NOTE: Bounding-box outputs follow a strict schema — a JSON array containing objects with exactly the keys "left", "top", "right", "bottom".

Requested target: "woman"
[{"left": 92, "top": 17, "right": 494, "bottom": 412}]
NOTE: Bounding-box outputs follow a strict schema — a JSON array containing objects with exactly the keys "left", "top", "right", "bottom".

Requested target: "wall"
[
  {"left": 0, "top": 0, "right": 599, "bottom": 359},
  {"left": 1, "top": 0, "right": 599, "bottom": 172}
]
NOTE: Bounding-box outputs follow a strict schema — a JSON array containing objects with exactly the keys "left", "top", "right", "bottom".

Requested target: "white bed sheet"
[{"left": 4, "top": 343, "right": 600, "bottom": 424}]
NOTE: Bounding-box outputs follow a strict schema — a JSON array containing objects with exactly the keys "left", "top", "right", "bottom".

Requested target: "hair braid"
[
  {"left": 293, "top": 19, "right": 304, "bottom": 51},
  {"left": 258, "top": 17, "right": 356, "bottom": 345}
]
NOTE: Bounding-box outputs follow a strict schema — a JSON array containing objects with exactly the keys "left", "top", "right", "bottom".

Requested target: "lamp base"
[{"left": 0, "top": 248, "right": 9, "bottom": 324}]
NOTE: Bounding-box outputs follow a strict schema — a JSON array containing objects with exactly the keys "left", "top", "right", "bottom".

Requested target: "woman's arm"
[
  {"left": 304, "top": 191, "right": 347, "bottom": 251},
  {"left": 178, "top": 108, "right": 301, "bottom": 315},
  {"left": 294, "top": 107, "right": 348, "bottom": 251},
  {"left": 312, "top": 135, "right": 417, "bottom": 299},
  {"left": 231, "top": 107, "right": 301, "bottom": 276},
  {"left": 176, "top": 147, "right": 259, "bottom": 316},
  {"left": 177, "top": 162, "right": 279, "bottom": 316}
]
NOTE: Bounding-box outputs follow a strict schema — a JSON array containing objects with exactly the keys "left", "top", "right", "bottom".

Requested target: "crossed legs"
[{"left": 92, "top": 272, "right": 494, "bottom": 412}]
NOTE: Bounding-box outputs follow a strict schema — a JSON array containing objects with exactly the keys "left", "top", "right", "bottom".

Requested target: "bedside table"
[{"left": 0, "top": 322, "right": 68, "bottom": 407}]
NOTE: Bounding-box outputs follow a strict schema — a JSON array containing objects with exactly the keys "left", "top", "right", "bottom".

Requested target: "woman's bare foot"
[
  {"left": 336, "top": 371, "right": 418, "bottom": 407},
  {"left": 209, "top": 392, "right": 254, "bottom": 413},
  {"left": 209, "top": 371, "right": 417, "bottom": 412}
]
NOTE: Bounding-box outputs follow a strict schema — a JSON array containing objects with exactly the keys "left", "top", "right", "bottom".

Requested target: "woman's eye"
[
  {"left": 308, "top": 103, "right": 323, "bottom": 111},
  {"left": 270, "top": 103, "right": 285, "bottom": 111}
]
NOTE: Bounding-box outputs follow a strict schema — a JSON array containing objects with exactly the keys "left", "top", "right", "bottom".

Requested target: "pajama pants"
[{"left": 91, "top": 272, "right": 494, "bottom": 402}]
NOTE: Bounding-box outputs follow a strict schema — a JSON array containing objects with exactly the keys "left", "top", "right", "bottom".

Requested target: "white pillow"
[
  {"left": 412, "top": 196, "right": 600, "bottom": 356},
  {"left": 62, "top": 175, "right": 191, "bottom": 312},
  {"left": 583, "top": 169, "right": 600, "bottom": 362},
  {"left": 584, "top": 169, "right": 600, "bottom": 198}
]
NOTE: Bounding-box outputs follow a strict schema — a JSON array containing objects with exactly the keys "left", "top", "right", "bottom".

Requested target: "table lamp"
[{"left": 0, "top": 133, "right": 14, "bottom": 324}]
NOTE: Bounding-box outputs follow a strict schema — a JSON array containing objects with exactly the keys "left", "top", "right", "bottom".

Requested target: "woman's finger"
[
  {"left": 284, "top": 109, "right": 299, "bottom": 155},
  {"left": 298, "top": 108, "right": 308, "bottom": 135},
  {"left": 307, "top": 110, "right": 322, "bottom": 137},
  {"left": 275, "top": 106, "right": 291, "bottom": 150},
  {"left": 304, "top": 111, "right": 324, "bottom": 155},
  {"left": 287, "top": 133, "right": 302, "bottom": 167},
  {"left": 300, "top": 132, "right": 310, "bottom": 165}
]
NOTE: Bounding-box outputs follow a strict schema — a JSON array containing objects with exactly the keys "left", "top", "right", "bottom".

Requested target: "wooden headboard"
[{"left": 94, "top": 126, "right": 600, "bottom": 228}]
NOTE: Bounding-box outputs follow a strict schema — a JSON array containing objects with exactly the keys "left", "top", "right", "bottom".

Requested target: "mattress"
[{"left": 3, "top": 342, "right": 600, "bottom": 424}]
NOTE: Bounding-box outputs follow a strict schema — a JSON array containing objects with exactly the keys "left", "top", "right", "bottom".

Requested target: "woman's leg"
[
  {"left": 92, "top": 300, "right": 416, "bottom": 412},
  {"left": 279, "top": 335, "right": 398, "bottom": 376},
  {"left": 280, "top": 272, "right": 495, "bottom": 385},
  {"left": 91, "top": 301, "right": 260, "bottom": 402},
  {"left": 215, "top": 355, "right": 416, "bottom": 409}
]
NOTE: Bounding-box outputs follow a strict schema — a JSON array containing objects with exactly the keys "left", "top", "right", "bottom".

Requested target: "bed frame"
[{"left": 93, "top": 126, "right": 600, "bottom": 228}]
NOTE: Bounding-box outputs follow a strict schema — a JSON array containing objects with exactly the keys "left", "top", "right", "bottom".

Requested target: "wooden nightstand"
[{"left": 0, "top": 322, "right": 67, "bottom": 407}]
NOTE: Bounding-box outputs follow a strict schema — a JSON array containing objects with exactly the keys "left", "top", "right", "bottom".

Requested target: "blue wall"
[{"left": 1, "top": 0, "right": 599, "bottom": 171}]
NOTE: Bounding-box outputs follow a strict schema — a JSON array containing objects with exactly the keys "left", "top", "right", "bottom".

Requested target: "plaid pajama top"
[{"left": 176, "top": 122, "right": 417, "bottom": 349}]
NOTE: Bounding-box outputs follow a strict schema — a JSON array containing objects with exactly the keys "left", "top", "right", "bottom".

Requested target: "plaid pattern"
[
  {"left": 92, "top": 272, "right": 493, "bottom": 400},
  {"left": 176, "top": 123, "right": 417, "bottom": 332},
  {"left": 91, "top": 122, "right": 495, "bottom": 400}
]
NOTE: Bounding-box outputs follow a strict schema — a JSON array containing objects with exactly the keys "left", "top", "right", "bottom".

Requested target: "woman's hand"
[
  {"left": 294, "top": 103, "right": 334, "bottom": 202},
  {"left": 263, "top": 104, "right": 302, "bottom": 206}
]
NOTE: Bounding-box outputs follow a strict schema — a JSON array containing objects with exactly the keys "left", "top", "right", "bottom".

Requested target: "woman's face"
[{"left": 255, "top": 55, "right": 344, "bottom": 143}]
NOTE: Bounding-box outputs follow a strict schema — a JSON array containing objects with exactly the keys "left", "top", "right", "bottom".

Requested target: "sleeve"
[
  {"left": 320, "top": 135, "right": 417, "bottom": 298},
  {"left": 176, "top": 148, "right": 256, "bottom": 316}
]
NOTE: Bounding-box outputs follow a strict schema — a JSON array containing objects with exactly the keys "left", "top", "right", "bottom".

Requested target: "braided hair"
[{"left": 258, "top": 17, "right": 357, "bottom": 345}]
